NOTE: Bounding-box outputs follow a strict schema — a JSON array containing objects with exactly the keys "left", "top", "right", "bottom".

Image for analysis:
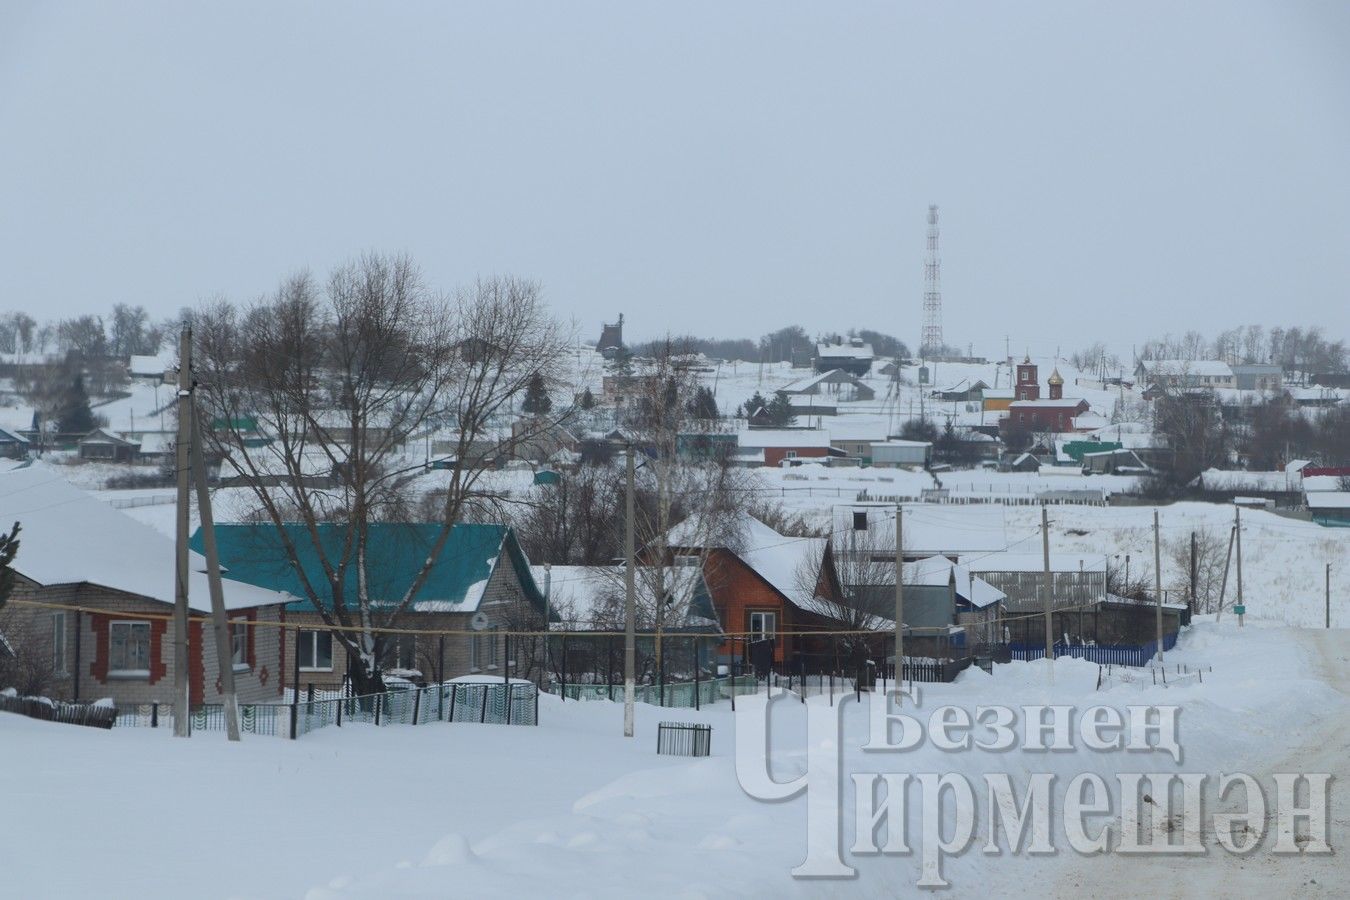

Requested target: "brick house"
[
  {"left": 735, "top": 428, "right": 842, "bottom": 467},
  {"left": 661, "top": 513, "right": 861, "bottom": 672},
  {"left": 197, "top": 522, "right": 550, "bottom": 693},
  {"left": 0, "top": 466, "right": 287, "bottom": 707}
]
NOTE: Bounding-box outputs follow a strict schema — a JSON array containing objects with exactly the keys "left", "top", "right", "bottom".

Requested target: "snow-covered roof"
[
  {"left": 967, "top": 552, "right": 1107, "bottom": 574},
  {"left": 1196, "top": 469, "right": 1297, "bottom": 492},
  {"left": 834, "top": 504, "right": 1008, "bottom": 555},
  {"left": 531, "top": 564, "right": 714, "bottom": 629},
  {"left": 816, "top": 342, "right": 873, "bottom": 359},
  {"left": 0, "top": 466, "right": 286, "bottom": 611},
  {"left": 821, "top": 417, "right": 891, "bottom": 443},
  {"left": 667, "top": 512, "right": 828, "bottom": 612},
  {"left": 1139, "top": 359, "right": 1234, "bottom": 379},
  {"left": 1009, "top": 398, "right": 1089, "bottom": 409},
  {"left": 127, "top": 354, "right": 171, "bottom": 377},
  {"left": 1303, "top": 475, "right": 1343, "bottom": 493},
  {"left": 872, "top": 439, "right": 931, "bottom": 448},
  {"left": 1307, "top": 492, "right": 1350, "bottom": 510},
  {"left": 778, "top": 369, "right": 864, "bottom": 394},
  {"left": 736, "top": 428, "right": 833, "bottom": 449},
  {"left": 904, "top": 557, "right": 1006, "bottom": 609}
]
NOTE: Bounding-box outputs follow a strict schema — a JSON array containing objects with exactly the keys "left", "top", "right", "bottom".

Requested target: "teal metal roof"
[{"left": 190, "top": 522, "right": 545, "bottom": 614}]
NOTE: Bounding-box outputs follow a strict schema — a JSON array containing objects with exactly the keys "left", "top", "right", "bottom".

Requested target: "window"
[
  {"left": 1020, "top": 370, "right": 1029, "bottom": 382},
  {"left": 674, "top": 554, "right": 701, "bottom": 568},
  {"left": 472, "top": 627, "right": 499, "bottom": 670},
  {"left": 109, "top": 621, "right": 151, "bottom": 676},
  {"left": 852, "top": 511, "right": 869, "bottom": 532},
  {"left": 749, "top": 611, "right": 776, "bottom": 641},
  {"left": 785, "top": 450, "right": 798, "bottom": 459},
  {"left": 388, "top": 634, "right": 417, "bottom": 671},
  {"left": 298, "top": 630, "right": 333, "bottom": 671},
  {"left": 231, "top": 622, "right": 249, "bottom": 669},
  {"left": 52, "top": 612, "right": 66, "bottom": 674}
]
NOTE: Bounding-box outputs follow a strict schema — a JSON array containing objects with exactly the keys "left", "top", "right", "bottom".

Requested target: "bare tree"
[
  {"left": 193, "top": 255, "right": 572, "bottom": 694},
  {"left": 1167, "top": 530, "right": 1228, "bottom": 614},
  {"left": 795, "top": 527, "right": 893, "bottom": 669}
]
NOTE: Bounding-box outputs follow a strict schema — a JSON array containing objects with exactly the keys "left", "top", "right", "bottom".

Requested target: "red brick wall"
[{"left": 762, "top": 447, "right": 829, "bottom": 468}]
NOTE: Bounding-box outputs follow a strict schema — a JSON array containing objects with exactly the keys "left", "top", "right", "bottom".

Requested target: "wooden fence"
[{"left": 0, "top": 691, "right": 118, "bottom": 729}]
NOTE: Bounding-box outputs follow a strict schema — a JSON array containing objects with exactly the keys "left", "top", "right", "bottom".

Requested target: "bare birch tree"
[{"left": 193, "top": 255, "right": 572, "bottom": 693}]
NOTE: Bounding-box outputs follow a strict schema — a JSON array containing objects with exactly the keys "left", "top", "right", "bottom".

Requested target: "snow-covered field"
[{"left": 3, "top": 619, "right": 1346, "bottom": 899}]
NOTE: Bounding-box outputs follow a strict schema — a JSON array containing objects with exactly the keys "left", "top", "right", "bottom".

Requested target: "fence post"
[
  {"left": 375, "top": 693, "right": 382, "bottom": 727},
  {"left": 151, "top": 702, "right": 159, "bottom": 728},
  {"left": 448, "top": 684, "right": 458, "bottom": 722},
  {"left": 336, "top": 696, "right": 342, "bottom": 727},
  {"left": 289, "top": 626, "right": 300, "bottom": 740},
  {"left": 693, "top": 637, "right": 701, "bottom": 712},
  {"left": 480, "top": 686, "right": 488, "bottom": 723},
  {"left": 438, "top": 635, "right": 446, "bottom": 721},
  {"left": 413, "top": 687, "right": 422, "bottom": 725}
]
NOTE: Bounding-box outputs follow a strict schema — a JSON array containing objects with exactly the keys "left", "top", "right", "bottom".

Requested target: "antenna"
[{"left": 921, "top": 204, "right": 943, "bottom": 358}]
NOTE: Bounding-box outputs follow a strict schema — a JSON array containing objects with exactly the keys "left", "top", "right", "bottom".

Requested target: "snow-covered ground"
[{"left": 3, "top": 620, "right": 1345, "bottom": 898}]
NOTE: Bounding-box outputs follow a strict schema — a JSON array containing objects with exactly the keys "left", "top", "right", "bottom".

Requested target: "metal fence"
[
  {"left": 108, "top": 682, "right": 538, "bottom": 738},
  {"left": 657, "top": 722, "right": 711, "bottom": 757},
  {"left": 1005, "top": 633, "right": 1178, "bottom": 668},
  {"left": 294, "top": 682, "right": 538, "bottom": 737},
  {"left": 550, "top": 675, "right": 758, "bottom": 709},
  {"left": 0, "top": 692, "right": 118, "bottom": 729}
]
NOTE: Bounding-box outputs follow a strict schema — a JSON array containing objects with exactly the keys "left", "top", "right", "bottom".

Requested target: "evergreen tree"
[
  {"left": 57, "top": 375, "right": 96, "bottom": 435},
  {"left": 521, "top": 371, "right": 553, "bottom": 415},
  {"left": 686, "top": 385, "right": 719, "bottom": 420},
  {"left": 579, "top": 387, "right": 596, "bottom": 410},
  {"left": 765, "top": 393, "right": 796, "bottom": 427}
]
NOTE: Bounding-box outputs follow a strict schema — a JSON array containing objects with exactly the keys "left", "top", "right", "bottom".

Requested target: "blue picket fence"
[{"left": 1007, "top": 633, "right": 1177, "bottom": 668}]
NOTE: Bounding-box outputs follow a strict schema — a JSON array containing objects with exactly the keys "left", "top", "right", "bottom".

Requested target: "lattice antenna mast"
[{"left": 921, "top": 204, "right": 943, "bottom": 358}]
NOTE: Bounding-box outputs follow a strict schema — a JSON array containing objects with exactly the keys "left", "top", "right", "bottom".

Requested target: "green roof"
[{"left": 190, "top": 522, "right": 544, "bottom": 614}]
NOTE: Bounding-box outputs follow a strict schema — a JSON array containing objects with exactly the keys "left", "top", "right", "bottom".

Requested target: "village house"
[
  {"left": 0, "top": 466, "right": 288, "bottom": 708},
  {"left": 735, "top": 428, "right": 842, "bottom": 467},
  {"left": 814, "top": 338, "right": 874, "bottom": 376},
  {"left": 197, "top": 522, "right": 550, "bottom": 692},
  {"left": 1133, "top": 358, "right": 1236, "bottom": 392},
  {"left": 0, "top": 425, "right": 30, "bottom": 459},
  {"left": 77, "top": 427, "right": 140, "bottom": 462},
  {"left": 531, "top": 564, "right": 723, "bottom": 684},
  {"left": 777, "top": 369, "right": 875, "bottom": 404},
  {"left": 661, "top": 513, "right": 863, "bottom": 673}
]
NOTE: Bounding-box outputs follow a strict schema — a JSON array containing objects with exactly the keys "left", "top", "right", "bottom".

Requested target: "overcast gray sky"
[{"left": 2, "top": 1, "right": 1348, "bottom": 357}]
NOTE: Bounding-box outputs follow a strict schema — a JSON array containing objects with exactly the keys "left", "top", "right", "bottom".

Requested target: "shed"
[
  {"left": 870, "top": 439, "right": 931, "bottom": 468},
  {"left": 77, "top": 428, "right": 139, "bottom": 462}
]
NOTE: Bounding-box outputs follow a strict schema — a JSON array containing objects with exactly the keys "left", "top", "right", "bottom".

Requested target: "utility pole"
[
  {"left": 623, "top": 445, "right": 636, "bottom": 738},
  {"left": 190, "top": 398, "right": 240, "bottom": 741},
  {"left": 1235, "top": 506, "right": 1245, "bottom": 627},
  {"left": 894, "top": 504, "right": 904, "bottom": 693},
  {"left": 173, "top": 328, "right": 192, "bottom": 738},
  {"left": 1327, "top": 563, "right": 1332, "bottom": 629},
  {"left": 1041, "top": 505, "right": 1053, "bottom": 660},
  {"left": 1153, "top": 509, "right": 1164, "bottom": 663},
  {"left": 1215, "top": 525, "right": 1235, "bottom": 621},
  {"left": 1189, "top": 532, "right": 1198, "bottom": 617}
]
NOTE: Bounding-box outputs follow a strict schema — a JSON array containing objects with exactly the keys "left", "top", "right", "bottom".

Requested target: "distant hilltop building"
[
  {"left": 597, "top": 314, "right": 624, "bottom": 359},
  {"left": 814, "top": 337, "right": 873, "bottom": 376}
]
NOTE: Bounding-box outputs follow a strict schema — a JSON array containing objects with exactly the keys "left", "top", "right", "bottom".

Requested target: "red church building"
[{"left": 1002, "top": 358, "right": 1089, "bottom": 435}]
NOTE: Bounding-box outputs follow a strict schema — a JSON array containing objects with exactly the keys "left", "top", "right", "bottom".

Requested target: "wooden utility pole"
[
  {"left": 623, "top": 445, "right": 636, "bottom": 738},
  {"left": 1189, "top": 531, "right": 1198, "bottom": 617},
  {"left": 172, "top": 328, "right": 192, "bottom": 738},
  {"left": 894, "top": 504, "right": 904, "bottom": 692},
  {"left": 1215, "top": 525, "right": 1235, "bottom": 622},
  {"left": 1235, "top": 506, "right": 1245, "bottom": 627},
  {"left": 1041, "top": 505, "right": 1053, "bottom": 660},
  {"left": 190, "top": 401, "right": 240, "bottom": 741},
  {"left": 1153, "top": 509, "right": 1164, "bottom": 662}
]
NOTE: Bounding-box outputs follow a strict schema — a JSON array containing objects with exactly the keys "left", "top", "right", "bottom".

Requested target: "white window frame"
[
  {"left": 749, "top": 611, "right": 777, "bottom": 641},
  {"left": 108, "top": 620, "right": 151, "bottom": 678},
  {"left": 785, "top": 450, "right": 798, "bottom": 459},
  {"left": 231, "top": 621, "right": 250, "bottom": 671},
  {"left": 674, "top": 554, "right": 701, "bottom": 568},
  {"left": 297, "top": 629, "right": 333, "bottom": 672},
  {"left": 52, "top": 612, "right": 67, "bottom": 675}
]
